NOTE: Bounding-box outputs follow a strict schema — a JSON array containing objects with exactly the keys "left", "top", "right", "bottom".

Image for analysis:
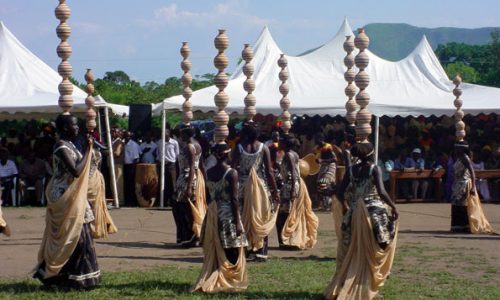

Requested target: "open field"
[{"left": 1, "top": 203, "right": 499, "bottom": 299}]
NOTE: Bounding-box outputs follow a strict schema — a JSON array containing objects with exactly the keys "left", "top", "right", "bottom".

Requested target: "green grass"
[{"left": 1, "top": 244, "right": 499, "bottom": 299}]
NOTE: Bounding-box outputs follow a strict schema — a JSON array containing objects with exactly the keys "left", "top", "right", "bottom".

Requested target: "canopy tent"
[
  {"left": 0, "top": 21, "right": 123, "bottom": 207},
  {"left": 153, "top": 18, "right": 500, "bottom": 117},
  {"left": 0, "top": 21, "right": 129, "bottom": 119},
  {"left": 153, "top": 18, "right": 500, "bottom": 207}
]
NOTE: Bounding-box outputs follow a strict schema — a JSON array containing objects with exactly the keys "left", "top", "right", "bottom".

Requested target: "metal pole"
[
  {"left": 104, "top": 106, "right": 119, "bottom": 208},
  {"left": 97, "top": 108, "right": 102, "bottom": 139},
  {"left": 159, "top": 109, "right": 166, "bottom": 208},
  {"left": 374, "top": 115, "right": 380, "bottom": 163}
]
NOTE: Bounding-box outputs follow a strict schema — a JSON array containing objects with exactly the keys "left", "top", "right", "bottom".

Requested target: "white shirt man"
[
  {"left": 156, "top": 130, "right": 179, "bottom": 206},
  {"left": 156, "top": 136, "right": 179, "bottom": 164},
  {"left": 0, "top": 160, "right": 18, "bottom": 179},
  {"left": 124, "top": 139, "right": 142, "bottom": 165}
]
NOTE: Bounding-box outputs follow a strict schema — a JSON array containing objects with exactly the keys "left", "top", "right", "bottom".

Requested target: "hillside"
[{"left": 364, "top": 23, "right": 498, "bottom": 61}]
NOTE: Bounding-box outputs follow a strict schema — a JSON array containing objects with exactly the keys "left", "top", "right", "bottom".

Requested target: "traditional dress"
[
  {"left": 278, "top": 154, "right": 318, "bottom": 249},
  {"left": 276, "top": 153, "right": 298, "bottom": 246},
  {"left": 316, "top": 143, "right": 337, "bottom": 210},
  {"left": 174, "top": 143, "right": 206, "bottom": 245},
  {"left": 451, "top": 159, "right": 492, "bottom": 234},
  {"left": 192, "top": 169, "right": 248, "bottom": 293},
  {"left": 325, "top": 164, "right": 398, "bottom": 300},
  {"left": 238, "top": 143, "right": 276, "bottom": 259},
  {"left": 34, "top": 141, "right": 101, "bottom": 289},
  {"left": 88, "top": 149, "right": 117, "bottom": 239}
]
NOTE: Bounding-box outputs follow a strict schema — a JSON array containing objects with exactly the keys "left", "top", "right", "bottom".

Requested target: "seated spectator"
[
  {"left": 411, "top": 148, "right": 428, "bottom": 200},
  {"left": 0, "top": 148, "right": 18, "bottom": 205},
  {"left": 471, "top": 151, "right": 491, "bottom": 202},
  {"left": 378, "top": 150, "right": 394, "bottom": 191},
  {"left": 419, "top": 129, "right": 434, "bottom": 152},
  {"left": 19, "top": 151, "right": 47, "bottom": 205},
  {"left": 394, "top": 149, "right": 414, "bottom": 199},
  {"left": 140, "top": 132, "right": 157, "bottom": 164}
]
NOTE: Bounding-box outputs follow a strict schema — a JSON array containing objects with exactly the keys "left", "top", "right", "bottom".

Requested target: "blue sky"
[{"left": 1, "top": 0, "right": 499, "bottom": 83}]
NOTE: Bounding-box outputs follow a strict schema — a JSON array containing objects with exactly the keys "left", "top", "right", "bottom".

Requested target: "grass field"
[{"left": 1, "top": 242, "right": 499, "bottom": 300}]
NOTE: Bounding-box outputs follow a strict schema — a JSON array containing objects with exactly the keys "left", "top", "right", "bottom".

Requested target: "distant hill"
[{"left": 364, "top": 23, "right": 498, "bottom": 61}]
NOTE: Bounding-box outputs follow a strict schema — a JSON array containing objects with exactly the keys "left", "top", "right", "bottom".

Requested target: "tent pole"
[
  {"left": 104, "top": 106, "right": 119, "bottom": 208},
  {"left": 97, "top": 108, "right": 103, "bottom": 139},
  {"left": 159, "top": 109, "right": 166, "bottom": 208},
  {"left": 374, "top": 115, "right": 380, "bottom": 163}
]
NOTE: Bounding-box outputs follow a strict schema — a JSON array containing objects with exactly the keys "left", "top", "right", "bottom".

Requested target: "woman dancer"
[
  {"left": 324, "top": 142, "right": 398, "bottom": 300},
  {"left": 232, "top": 122, "right": 279, "bottom": 261},
  {"left": 87, "top": 144, "right": 117, "bottom": 239},
  {"left": 315, "top": 133, "right": 337, "bottom": 211},
  {"left": 192, "top": 143, "right": 248, "bottom": 293},
  {"left": 174, "top": 124, "right": 206, "bottom": 247},
  {"left": 451, "top": 141, "right": 492, "bottom": 233},
  {"left": 34, "top": 114, "right": 101, "bottom": 289},
  {"left": 277, "top": 135, "right": 318, "bottom": 250}
]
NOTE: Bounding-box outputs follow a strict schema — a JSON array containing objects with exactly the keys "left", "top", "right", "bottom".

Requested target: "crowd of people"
[
  {"left": 0, "top": 112, "right": 496, "bottom": 298},
  {"left": 1, "top": 113, "right": 497, "bottom": 209}
]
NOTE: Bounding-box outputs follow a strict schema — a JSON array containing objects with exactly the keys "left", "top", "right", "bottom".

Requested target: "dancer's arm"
[
  {"left": 463, "top": 155, "right": 477, "bottom": 194},
  {"left": 230, "top": 145, "right": 241, "bottom": 173},
  {"left": 373, "top": 165, "right": 399, "bottom": 220},
  {"left": 55, "top": 137, "right": 93, "bottom": 178},
  {"left": 336, "top": 167, "right": 350, "bottom": 214},
  {"left": 263, "top": 145, "right": 280, "bottom": 205},
  {"left": 185, "top": 144, "right": 196, "bottom": 201},
  {"left": 289, "top": 152, "right": 298, "bottom": 199},
  {"left": 228, "top": 168, "right": 243, "bottom": 235}
]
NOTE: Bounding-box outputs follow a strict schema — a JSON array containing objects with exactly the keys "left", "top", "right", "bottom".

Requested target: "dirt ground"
[{"left": 1, "top": 203, "right": 499, "bottom": 279}]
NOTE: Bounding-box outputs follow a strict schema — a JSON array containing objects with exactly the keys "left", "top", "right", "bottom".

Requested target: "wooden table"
[
  {"left": 389, "top": 169, "right": 445, "bottom": 201},
  {"left": 475, "top": 169, "right": 500, "bottom": 179}
]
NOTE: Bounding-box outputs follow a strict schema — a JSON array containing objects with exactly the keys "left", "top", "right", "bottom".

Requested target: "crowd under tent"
[
  {"left": 153, "top": 18, "right": 500, "bottom": 207},
  {"left": 0, "top": 21, "right": 129, "bottom": 207}
]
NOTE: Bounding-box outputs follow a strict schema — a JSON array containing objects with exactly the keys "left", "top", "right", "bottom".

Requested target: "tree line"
[{"left": 436, "top": 29, "right": 500, "bottom": 87}]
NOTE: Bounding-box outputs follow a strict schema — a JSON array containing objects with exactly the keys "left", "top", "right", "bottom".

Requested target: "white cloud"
[{"left": 139, "top": 0, "right": 273, "bottom": 29}]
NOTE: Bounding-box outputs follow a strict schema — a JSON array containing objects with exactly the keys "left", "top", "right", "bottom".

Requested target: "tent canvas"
[
  {"left": 0, "top": 21, "right": 128, "bottom": 119},
  {"left": 153, "top": 19, "right": 500, "bottom": 117}
]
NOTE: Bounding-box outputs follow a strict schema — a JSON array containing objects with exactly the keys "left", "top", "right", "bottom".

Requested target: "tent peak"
[{"left": 341, "top": 17, "right": 352, "bottom": 35}]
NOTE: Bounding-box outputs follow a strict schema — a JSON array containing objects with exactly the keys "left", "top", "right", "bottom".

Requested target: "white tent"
[
  {"left": 153, "top": 18, "right": 500, "bottom": 117},
  {"left": 153, "top": 19, "right": 500, "bottom": 207},
  {"left": 0, "top": 21, "right": 125, "bottom": 207},
  {"left": 0, "top": 21, "right": 129, "bottom": 119}
]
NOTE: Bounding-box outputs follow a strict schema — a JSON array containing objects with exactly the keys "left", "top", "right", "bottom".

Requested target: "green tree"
[
  {"left": 103, "top": 71, "right": 131, "bottom": 85},
  {"left": 444, "top": 62, "right": 480, "bottom": 83}
]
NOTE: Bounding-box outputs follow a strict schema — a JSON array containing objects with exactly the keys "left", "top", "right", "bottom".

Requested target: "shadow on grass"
[
  {"left": 399, "top": 229, "right": 500, "bottom": 240},
  {"left": 107, "top": 280, "right": 322, "bottom": 299},
  {"left": 98, "top": 241, "right": 180, "bottom": 250},
  {"left": 0, "top": 281, "right": 79, "bottom": 296},
  {"left": 274, "top": 255, "right": 335, "bottom": 262},
  {"left": 100, "top": 255, "right": 203, "bottom": 264}
]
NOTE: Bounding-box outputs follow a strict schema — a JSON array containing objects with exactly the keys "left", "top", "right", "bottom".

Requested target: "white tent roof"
[
  {"left": 154, "top": 19, "right": 500, "bottom": 117},
  {"left": 0, "top": 21, "right": 128, "bottom": 119}
]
